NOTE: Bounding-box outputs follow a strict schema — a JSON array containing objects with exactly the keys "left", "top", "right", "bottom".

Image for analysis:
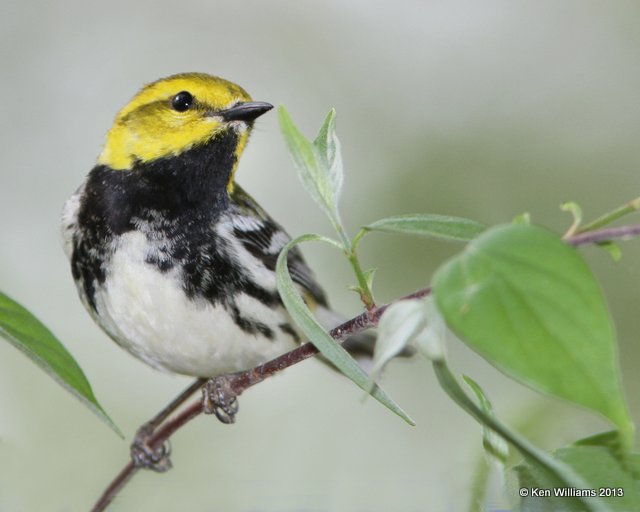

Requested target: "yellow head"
[{"left": 98, "top": 73, "right": 272, "bottom": 190}]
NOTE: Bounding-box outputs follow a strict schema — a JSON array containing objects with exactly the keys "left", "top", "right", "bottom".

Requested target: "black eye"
[{"left": 171, "top": 91, "right": 193, "bottom": 112}]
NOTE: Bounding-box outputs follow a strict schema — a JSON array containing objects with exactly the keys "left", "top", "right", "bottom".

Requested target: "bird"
[{"left": 62, "top": 72, "right": 371, "bottom": 381}]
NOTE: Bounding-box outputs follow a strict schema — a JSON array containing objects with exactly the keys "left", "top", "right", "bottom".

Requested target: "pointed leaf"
[
  {"left": 363, "top": 267, "right": 377, "bottom": 292},
  {"left": 512, "top": 212, "right": 532, "bottom": 225},
  {"left": 561, "top": 201, "right": 583, "bottom": 236},
  {"left": 433, "top": 224, "right": 633, "bottom": 449},
  {"left": 278, "top": 106, "right": 342, "bottom": 224},
  {"left": 313, "top": 108, "right": 343, "bottom": 203},
  {"left": 433, "top": 360, "right": 604, "bottom": 511},
  {"left": 463, "top": 375, "right": 509, "bottom": 463},
  {"left": 275, "top": 234, "right": 414, "bottom": 425},
  {"left": 597, "top": 241, "right": 622, "bottom": 262},
  {"left": 363, "top": 214, "right": 486, "bottom": 242},
  {"left": 0, "top": 291, "right": 121, "bottom": 436}
]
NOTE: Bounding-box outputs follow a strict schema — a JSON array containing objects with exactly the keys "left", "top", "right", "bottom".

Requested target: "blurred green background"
[{"left": 1, "top": 1, "right": 640, "bottom": 510}]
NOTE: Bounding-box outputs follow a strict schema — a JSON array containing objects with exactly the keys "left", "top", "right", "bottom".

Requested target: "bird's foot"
[
  {"left": 130, "top": 423, "right": 172, "bottom": 473},
  {"left": 202, "top": 375, "right": 239, "bottom": 424}
]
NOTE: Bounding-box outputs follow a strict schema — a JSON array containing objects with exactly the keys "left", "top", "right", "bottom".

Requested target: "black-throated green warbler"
[{"left": 62, "top": 72, "right": 365, "bottom": 378}]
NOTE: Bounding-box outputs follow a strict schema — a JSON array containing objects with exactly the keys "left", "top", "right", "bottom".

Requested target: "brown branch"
[
  {"left": 92, "top": 286, "right": 432, "bottom": 511},
  {"left": 567, "top": 223, "right": 640, "bottom": 246},
  {"left": 227, "top": 285, "right": 432, "bottom": 395},
  {"left": 92, "top": 462, "right": 137, "bottom": 512},
  {"left": 92, "top": 221, "right": 640, "bottom": 511}
]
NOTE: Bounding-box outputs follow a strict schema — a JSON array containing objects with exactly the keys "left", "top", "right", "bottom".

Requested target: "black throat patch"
[{"left": 71, "top": 130, "right": 241, "bottom": 310}]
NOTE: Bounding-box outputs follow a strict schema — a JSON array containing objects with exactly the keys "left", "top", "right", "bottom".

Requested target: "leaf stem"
[
  {"left": 576, "top": 196, "right": 640, "bottom": 234},
  {"left": 333, "top": 223, "right": 376, "bottom": 309},
  {"left": 351, "top": 228, "right": 367, "bottom": 251},
  {"left": 346, "top": 247, "right": 376, "bottom": 310},
  {"left": 332, "top": 218, "right": 352, "bottom": 251}
]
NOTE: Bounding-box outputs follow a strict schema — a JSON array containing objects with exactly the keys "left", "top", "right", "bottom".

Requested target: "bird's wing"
[{"left": 229, "top": 185, "right": 328, "bottom": 308}]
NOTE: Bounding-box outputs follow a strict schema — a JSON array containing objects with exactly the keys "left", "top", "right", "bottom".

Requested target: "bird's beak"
[{"left": 219, "top": 101, "right": 273, "bottom": 122}]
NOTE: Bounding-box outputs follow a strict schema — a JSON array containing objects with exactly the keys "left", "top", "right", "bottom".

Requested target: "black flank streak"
[
  {"left": 279, "top": 323, "right": 300, "bottom": 343},
  {"left": 229, "top": 303, "right": 274, "bottom": 340},
  {"left": 242, "top": 281, "right": 281, "bottom": 307}
]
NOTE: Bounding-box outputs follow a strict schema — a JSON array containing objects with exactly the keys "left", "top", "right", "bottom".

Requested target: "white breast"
[{"left": 92, "top": 231, "right": 297, "bottom": 377}]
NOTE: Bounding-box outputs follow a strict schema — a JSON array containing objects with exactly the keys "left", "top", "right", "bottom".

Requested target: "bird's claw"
[
  {"left": 130, "top": 424, "right": 172, "bottom": 473},
  {"left": 202, "top": 375, "right": 239, "bottom": 424}
]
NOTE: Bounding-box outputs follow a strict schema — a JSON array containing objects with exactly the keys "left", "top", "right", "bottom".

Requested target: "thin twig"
[
  {"left": 92, "top": 286, "right": 432, "bottom": 511},
  {"left": 141, "top": 378, "right": 207, "bottom": 433},
  {"left": 91, "top": 400, "right": 203, "bottom": 512},
  {"left": 567, "top": 223, "right": 640, "bottom": 246},
  {"left": 91, "top": 462, "right": 137, "bottom": 512},
  {"left": 92, "top": 221, "right": 640, "bottom": 511},
  {"left": 228, "top": 285, "right": 432, "bottom": 395}
]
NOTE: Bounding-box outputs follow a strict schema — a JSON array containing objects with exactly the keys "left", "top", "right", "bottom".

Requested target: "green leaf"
[
  {"left": 463, "top": 375, "right": 508, "bottom": 512},
  {"left": 369, "top": 299, "right": 427, "bottom": 387},
  {"left": 278, "top": 106, "right": 343, "bottom": 226},
  {"left": 574, "top": 431, "right": 637, "bottom": 477},
  {"left": 597, "top": 241, "right": 622, "bottom": 262},
  {"left": 512, "top": 212, "right": 532, "bottom": 225},
  {"left": 363, "top": 267, "right": 377, "bottom": 291},
  {"left": 561, "top": 201, "right": 584, "bottom": 235},
  {"left": 513, "top": 445, "right": 640, "bottom": 511},
  {"left": 275, "top": 234, "right": 414, "bottom": 425},
  {"left": 0, "top": 291, "right": 121, "bottom": 436},
  {"left": 575, "top": 430, "right": 624, "bottom": 449},
  {"left": 433, "top": 224, "right": 634, "bottom": 449},
  {"left": 433, "top": 359, "right": 605, "bottom": 512},
  {"left": 362, "top": 214, "right": 486, "bottom": 242},
  {"left": 463, "top": 376, "right": 509, "bottom": 464},
  {"left": 313, "top": 108, "right": 343, "bottom": 203}
]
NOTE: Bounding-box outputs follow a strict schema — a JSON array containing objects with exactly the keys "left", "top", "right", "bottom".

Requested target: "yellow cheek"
[
  {"left": 136, "top": 119, "right": 218, "bottom": 161},
  {"left": 99, "top": 118, "right": 221, "bottom": 170},
  {"left": 98, "top": 128, "right": 133, "bottom": 169}
]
